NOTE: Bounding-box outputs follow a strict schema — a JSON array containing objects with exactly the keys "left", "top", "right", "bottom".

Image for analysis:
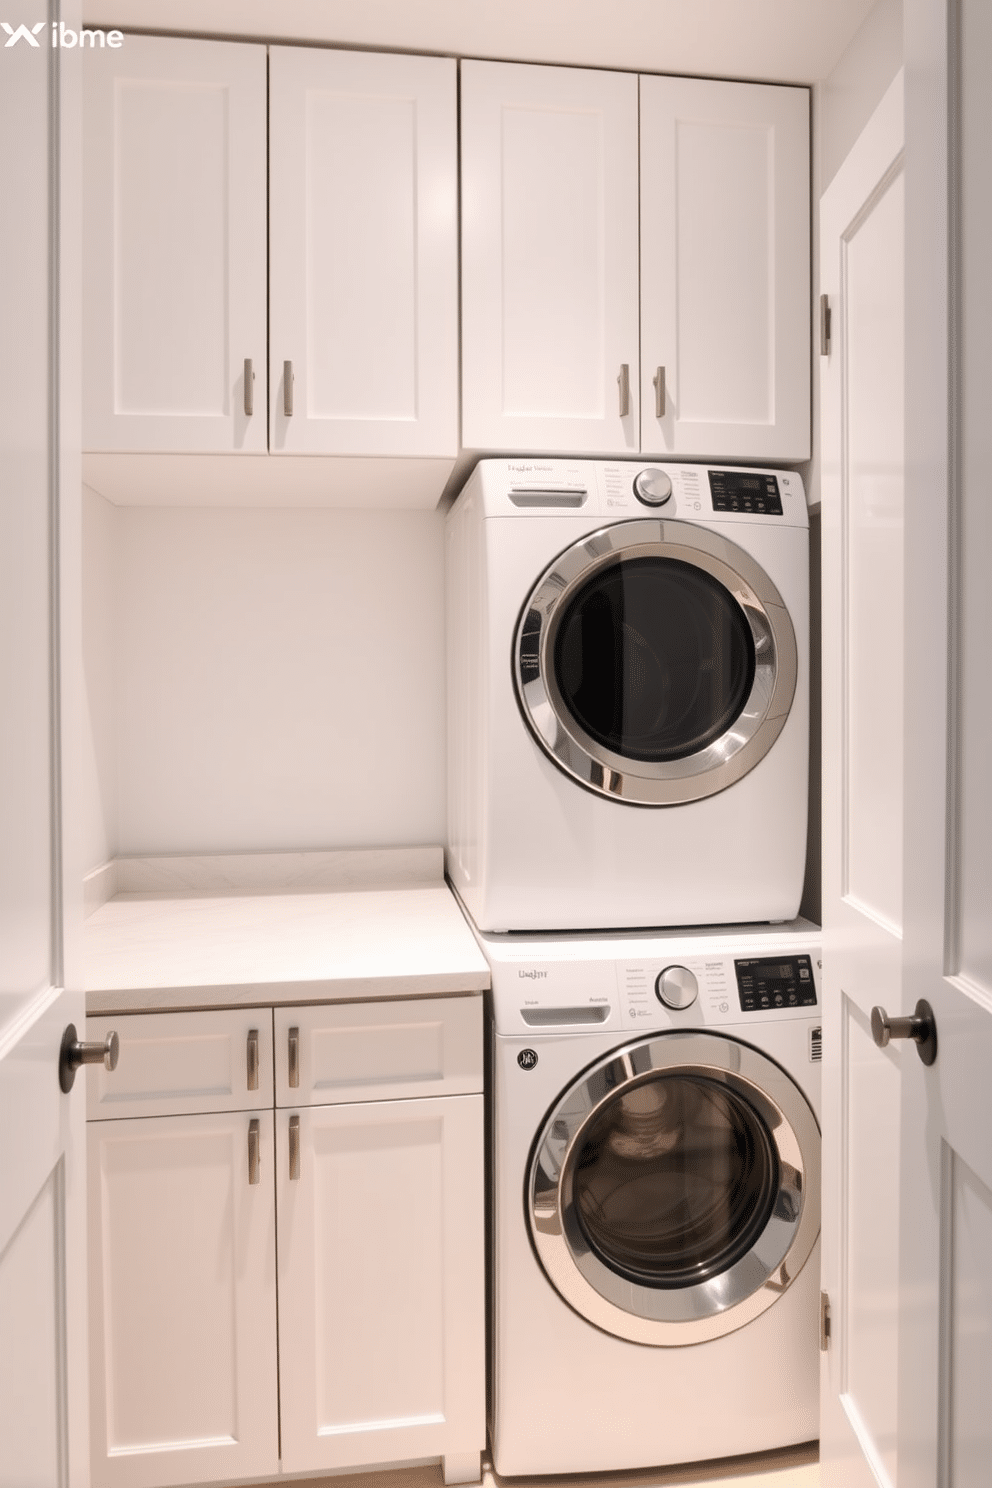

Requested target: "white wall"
[
  {"left": 81, "top": 497, "right": 446, "bottom": 869},
  {"left": 818, "top": 0, "right": 903, "bottom": 191}
]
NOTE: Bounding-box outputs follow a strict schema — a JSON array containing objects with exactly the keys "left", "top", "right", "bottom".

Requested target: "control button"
[
  {"left": 633, "top": 468, "right": 673, "bottom": 507},
  {"left": 655, "top": 965, "right": 698, "bottom": 1010}
]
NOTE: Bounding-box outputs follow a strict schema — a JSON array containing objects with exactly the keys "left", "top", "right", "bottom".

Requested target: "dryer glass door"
[
  {"left": 528, "top": 1031, "right": 820, "bottom": 1345},
  {"left": 515, "top": 519, "right": 797, "bottom": 805}
]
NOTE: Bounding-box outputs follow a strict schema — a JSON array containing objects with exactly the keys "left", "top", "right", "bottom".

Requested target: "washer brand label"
[
  {"left": 517, "top": 1049, "right": 539, "bottom": 1070},
  {"left": 518, "top": 969, "right": 548, "bottom": 979}
]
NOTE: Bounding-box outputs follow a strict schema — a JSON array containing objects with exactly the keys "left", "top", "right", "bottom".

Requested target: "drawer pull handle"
[
  {"left": 247, "top": 1028, "right": 259, "bottom": 1091},
  {"left": 617, "top": 362, "right": 630, "bottom": 418},
  {"left": 283, "top": 359, "right": 294, "bottom": 417},
  {"left": 289, "top": 1114, "right": 301, "bottom": 1181},
  {"left": 288, "top": 1026, "right": 300, "bottom": 1088},
  {"left": 248, "top": 1119, "right": 260, "bottom": 1185},
  {"left": 653, "top": 365, "right": 666, "bottom": 418},
  {"left": 244, "top": 357, "right": 254, "bottom": 417}
]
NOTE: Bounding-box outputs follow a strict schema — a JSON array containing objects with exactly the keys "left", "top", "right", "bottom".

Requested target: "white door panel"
[
  {"left": 819, "top": 71, "right": 904, "bottom": 1488},
  {"left": 0, "top": 4, "right": 86, "bottom": 1484}
]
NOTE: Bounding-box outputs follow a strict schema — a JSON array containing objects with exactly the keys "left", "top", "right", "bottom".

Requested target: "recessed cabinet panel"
[
  {"left": 88, "top": 1111, "right": 279, "bottom": 1488},
  {"left": 277, "top": 1095, "right": 485, "bottom": 1475},
  {"left": 86, "top": 1010, "right": 274, "bottom": 1119},
  {"left": 269, "top": 47, "right": 458, "bottom": 457},
  {"left": 461, "top": 59, "right": 640, "bottom": 453},
  {"left": 274, "top": 997, "right": 483, "bottom": 1106},
  {"left": 83, "top": 35, "right": 267, "bottom": 453},
  {"left": 640, "top": 75, "right": 810, "bottom": 460}
]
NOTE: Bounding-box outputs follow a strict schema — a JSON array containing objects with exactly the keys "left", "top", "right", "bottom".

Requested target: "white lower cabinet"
[
  {"left": 87, "top": 1110, "right": 280, "bottom": 1488},
  {"left": 86, "top": 1000, "right": 485, "bottom": 1488},
  {"left": 277, "top": 1096, "right": 484, "bottom": 1477}
]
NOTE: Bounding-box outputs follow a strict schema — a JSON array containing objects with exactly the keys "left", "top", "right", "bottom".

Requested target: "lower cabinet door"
[
  {"left": 87, "top": 1111, "right": 279, "bottom": 1488},
  {"left": 276, "top": 1094, "right": 485, "bottom": 1475}
]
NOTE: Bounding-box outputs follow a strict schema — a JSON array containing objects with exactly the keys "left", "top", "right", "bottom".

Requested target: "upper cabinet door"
[
  {"left": 639, "top": 75, "right": 810, "bottom": 461},
  {"left": 269, "top": 48, "right": 458, "bottom": 458},
  {"left": 460, "top": 60, "right": 640, "bottom": 454},
  {"left": 83, "top": 36, "right": 267, "bottom": 453}
]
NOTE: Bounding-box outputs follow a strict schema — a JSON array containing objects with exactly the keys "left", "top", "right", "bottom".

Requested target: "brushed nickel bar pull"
[
  {"left": 288, "top": 1026, "right": 300, "bottom": 1088},
  {"left": 248, "top": 1119, "right": 260, "bottom": 1185},
  {"left": 289, "top": 1114, "right": 301, "bottom": 1181},
  {"left": 653, "top": 365, "right": 666, "bottom": 418},
  {"left": 244, "top": 357, "right": 254, "bottom": 416},
  {"left": 283, "top": 359, "right": 294, "bottom": 417},
  {"left": 617, "top": 363, "right": 630, "bottom": 418},
  {"left": 246, "top": 1029, "right": 259, "bottom": 1091}
]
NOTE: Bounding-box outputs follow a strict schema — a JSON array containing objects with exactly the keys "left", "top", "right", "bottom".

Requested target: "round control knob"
[
  {"left": 633, "top": 468, "right": 673, "bottom": 507},
  {"left": 655, "top": 966, "right": 698, "bottom": 1010}
]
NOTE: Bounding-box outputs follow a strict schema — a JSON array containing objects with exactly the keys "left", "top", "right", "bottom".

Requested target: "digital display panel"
[{"left": 734, "top": 954, "right": 817, "bottom": 1012}]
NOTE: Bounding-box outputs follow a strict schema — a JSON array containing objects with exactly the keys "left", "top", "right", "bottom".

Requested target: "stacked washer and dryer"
[{"left": 445, "top": 459, "right": 821, "bottom": 1475}]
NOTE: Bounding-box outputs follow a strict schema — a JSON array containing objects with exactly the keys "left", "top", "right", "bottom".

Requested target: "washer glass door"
[
  {"left": 514, "top": 519, "right": 798, "bottom": 805},
  {"left": 528, "top": 1031, "right": 820, "bottom": 1345}
]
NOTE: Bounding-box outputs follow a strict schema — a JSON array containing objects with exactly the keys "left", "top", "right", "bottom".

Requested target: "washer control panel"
[
  {"left": 734, "top": 955, "right": 817, "bottom": 1012},
  {"left": 616, "top": 951, "right": 819, "bottom": 1030},
  {"left": 490, "top": 946, "right": 820, "bottom": 1034}
]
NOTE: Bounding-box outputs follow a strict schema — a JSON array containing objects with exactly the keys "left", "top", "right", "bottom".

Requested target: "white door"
[
  {"left": 0, "top": 4, "right": 87, "bottom": 1486},
  {"left": 460, "top": 59, "right": 640, "bottom": 454},
  {"left": 268, "top": 47, "right": 458, "bottom": 458},
  {"left": 819, "top": 73, "right": 905, "bottom": 1488},
  {"left": 82, "top": 34, "right": 267, "bottom": 453},
  {"left": 898, "top": 0, "right": 992, "bottom": 1480},
  {"left": 640, "top": 74, "right": 810, "bottom": 462}
]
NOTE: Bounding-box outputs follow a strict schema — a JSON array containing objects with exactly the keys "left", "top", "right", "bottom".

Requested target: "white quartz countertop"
[{"left": 83, "top": 849, "right": 490, "bottom": 1014}]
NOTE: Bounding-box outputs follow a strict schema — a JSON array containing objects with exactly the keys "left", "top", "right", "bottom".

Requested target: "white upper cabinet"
[
  {"left": 639, "top": 74, "right": 810, "bottom": 460},
  {"left": 269, "top": 47, "right": 458, "bottom": 457},
  {"left": 82, "top": 37, "right": 459, "bottom": 499},
  {"left": 460, "top": 60, "right": 640, "bottom": 454},
  {"left": 83, "top": 35, "right": 268, "bottom": 454},
  {"left": 461, "top": 60, "right": 810, "bottom": 462}
]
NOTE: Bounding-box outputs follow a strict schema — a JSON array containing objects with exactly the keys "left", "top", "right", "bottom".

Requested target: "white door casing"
[
  {"left": 0, "top": 3, "right": 87, "bottom": 1486},
  {"left": 898, "top": 1, "right": 992, "bottom": 1481},
  {"left": 640, "top": 74, "right": 810, "bottom": 462},
  {"left": 819, "top": 71, "right": 905, "bottom": 1488}
]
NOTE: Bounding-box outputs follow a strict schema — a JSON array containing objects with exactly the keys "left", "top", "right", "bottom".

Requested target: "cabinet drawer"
[
  {"left": 86, "top": 1010, "right": 274, "bottom": 1119},
  {"left": 274, "top": 997, "right": 482, "bottom": 1106}
]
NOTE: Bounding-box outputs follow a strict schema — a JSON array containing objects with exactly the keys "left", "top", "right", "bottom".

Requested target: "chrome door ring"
[
  {"left": 514, "top": 519, "right": 798, "bottom": 806},
  {"left": 528, "top": 1030, "right": 821, "bottom": 1346}
]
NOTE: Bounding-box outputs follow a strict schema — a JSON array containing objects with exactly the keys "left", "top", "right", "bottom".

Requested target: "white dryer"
[
  {"left": 483, "top": 922, "right": 822, "bottom": 1476},
  {"left": 446, "top": 458, "right": 809, "bottom": 932}
]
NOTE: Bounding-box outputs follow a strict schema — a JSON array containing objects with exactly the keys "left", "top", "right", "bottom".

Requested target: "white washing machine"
[
  {"left": 484, "top": 922, "right": 822, "bottom": 1476},
  {"left": 446, "top": 458, "right": 809, "bottom": 932}
]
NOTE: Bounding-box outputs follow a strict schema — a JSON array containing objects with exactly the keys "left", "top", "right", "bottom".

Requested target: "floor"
[{"left": 288, "top": 1446, "right": 820, "bottom": 1488}]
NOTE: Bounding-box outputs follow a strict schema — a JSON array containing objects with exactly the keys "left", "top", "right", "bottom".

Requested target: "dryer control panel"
[{"left": 734, "top": 954, "right": 817, "bottom": 1012}]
